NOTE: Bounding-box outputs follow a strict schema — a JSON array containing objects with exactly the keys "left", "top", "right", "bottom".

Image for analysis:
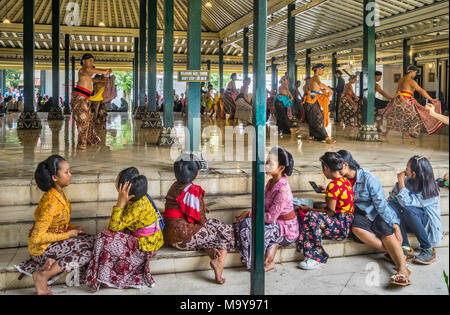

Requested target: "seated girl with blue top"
[
  {"left": 275, "top": 76, "right": 298, "bottom": 135},
  {"left": 387, "top": 156, "right": 442, "bottom": 265}
]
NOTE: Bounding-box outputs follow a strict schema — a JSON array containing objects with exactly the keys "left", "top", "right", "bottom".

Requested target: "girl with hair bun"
[
  {"left": 338, "top": 75, "right": 362, "bottom": 128},
  {"left": 234, "top": 146, "right": 299, "bottom": 272},
  {"left": 85, "top": 167, "right": 164, "bottom": 291},
  {"left": 297, "top": 152, "right": 354, "bottom": 270},
  {"left": 15, "top": 155, "right": 94, "bottom": 295},
  {"left": 163, "top": 153, "right": 235, "bottom": 285}
]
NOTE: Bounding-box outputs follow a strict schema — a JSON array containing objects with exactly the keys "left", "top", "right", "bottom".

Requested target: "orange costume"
[{"left": 303, "top": 90, "right": 331, "bottom": 141}]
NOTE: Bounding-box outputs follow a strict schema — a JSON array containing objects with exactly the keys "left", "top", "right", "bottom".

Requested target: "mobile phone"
[{"left": 309, "top": 181, "right": 323, "bottom": 194}]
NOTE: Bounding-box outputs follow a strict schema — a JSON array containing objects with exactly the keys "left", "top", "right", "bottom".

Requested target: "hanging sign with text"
[{"left": 178, "top": 71, "right": 210, "bottom": 82}]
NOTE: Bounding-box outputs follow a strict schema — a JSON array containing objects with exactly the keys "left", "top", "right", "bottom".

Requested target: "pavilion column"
[
  {"left": 0, "top": 70, "right": 5, "bottom": 95},
  {"left": 71, "top": 56, "right": 75, "bottom": 93},
  {"left": 135, "top": 0, "right": 148, "bottom": 120},
  {"left": 271, "top": 57, "right": 278, "bottom": 92},
  {"left": 142, "top": 0, "right": 162, "bottom": 128},
  {"left": 133, "top": 38, "right": 139, "bottom": 111},
  {"left": 219, "top": 40, "right": 224, "bottom": 91},
  {"left": 40, "top": 70, "right": 46, "bottom": 95},
  {"left": 436, "top": 59, "right": 441, "bottom": 101},
  {"left": 62, "top": 34, "right": 70, "bottom": 116},
  {"left": 158, "top": 0, "right": 177, "bottom": 145},
  {"left": 305, "top": 48, "right": 311, "bottom": 78},
  {"left": 357, "top": 0, "right": 378, "bottom": 142},
  {"left": 287, "top": 2, "right": 296, "bottom": 95},
  {"left": 403, "top": 38, "right": 411, "bottom": 74},
  {"left": 243, "top": 27, "right": 249, "bottom": 79},
  {"left": 331, "top": 52, "right": 337, "bottom": 120},
  {"left": 52, "top": 0, "right": 60, "bottom": 107},
  {"left": 251, "top": 0, "right": 267, "bottom": 296},
  {"left": 18, "top": 0, "right": 41, "bottom": 129}
]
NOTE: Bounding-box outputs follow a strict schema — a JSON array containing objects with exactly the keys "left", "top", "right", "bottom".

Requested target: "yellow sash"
[{"left": 89, "top": 87, "right": 104, "bottom": 101}]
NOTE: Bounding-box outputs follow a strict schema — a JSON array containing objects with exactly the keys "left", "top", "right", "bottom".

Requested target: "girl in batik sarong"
[
  {"left": 275, "top": 76, "right": 297, "bottom": 135},
  {"left": 338, "top": 75, "right": 362, "bottom": 128},
  {"left": 234, "top": 147, "right": 299, "bottom": 272},
  {"left": 297, "top": 152, "right": 354, "bottom": 270},
  {"left": 85, "top": 167, "right": 164, "bottom": 291},
  {"left": 235, "top": 77, "right": 253, "bottom": 124},
  {"left": 15, "top": 155, "right": 94, "bottom": 295},
  {"left": 222, "top": 73, "right": 239, "bottom": 120},
  {"left": 163, "top": 154, "right": 235, "bottom": 284},
  {"left": 382, "top": 65, "right": 443, "bottom": 138}
]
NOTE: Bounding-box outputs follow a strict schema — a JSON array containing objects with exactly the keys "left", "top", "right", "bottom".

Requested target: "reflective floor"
[{"left": 0, "top": 112, "right": 448, "bottom": 180}]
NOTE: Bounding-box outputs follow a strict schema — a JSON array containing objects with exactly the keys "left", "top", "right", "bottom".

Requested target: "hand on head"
[{"left": 116, "top": 181, "right": 136, "bottom": 209}]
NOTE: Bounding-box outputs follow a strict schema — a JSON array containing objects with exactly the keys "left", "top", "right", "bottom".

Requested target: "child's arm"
[{"left": 108, "top": 182, "right": 140, "bottom": 231}]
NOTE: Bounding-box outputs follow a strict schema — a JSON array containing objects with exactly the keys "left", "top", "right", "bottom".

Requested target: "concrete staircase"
[{"left": 0, "top": 164, "right": 448, "bottom": 290}]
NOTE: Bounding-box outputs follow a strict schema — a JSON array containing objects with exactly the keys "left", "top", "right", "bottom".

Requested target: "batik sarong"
[
  {"left": 275, "top": 99, "right": 293, "bottom": 134},
  {"left": 235, "top": 97, "right": 253, "bottom": 124},
  {"left": 15, "top": 234, "right": 95, "bottom": 285},
  {"left": 84, "top": 231, "right": 157, "bottom": 291},
  {"left": 233, "top": 218, "right": 295, "bottom": 270},
  {"left": 172, "top": 219, "right": 235, "bottom": 252},
  {"left": 338, "top": 95, "right": 362, "bottom": 127},
  {"left": 222, "top": 91, "right": 238, "bottom": 119},
  {"left": 91, "top": 100, "right": 107, "bottom": 130},
  {"left": 382, "top": 94, "right": 443, "bottom": 138},
  {"left": 303, "top": 91, "right": 330, "bottom": 141},
  {"left": 297, "top": 212, "right": 353, "bottom": 263},
  {"left": 71, "top": 91, "right": 100, "bottom": 147}
]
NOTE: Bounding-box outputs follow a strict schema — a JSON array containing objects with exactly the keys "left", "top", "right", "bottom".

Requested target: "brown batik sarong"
[
  {"left": 172, "top": 219, "right": 235, "bottom": 252},
  {"left": 91, "top": 100, "right": 107, "bottom": 130},
  {"left": 71, "top": 92, "right": 100, "bottom": 147},
  {"left": 382, "top": 96, "right": 443, "bottom": 137},
  {"left": 15, "top": 234, "right": 95, "bottom": 285},
  {"left": 222, "top": 92, "right": 237, "bottom": 119},
  {"left": 338, "top": 95, "right": 362, "bottom": 127}
]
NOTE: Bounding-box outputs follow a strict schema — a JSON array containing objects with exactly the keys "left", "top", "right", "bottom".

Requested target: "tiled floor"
[{"left": 0, "top": 112, "right": 448, "bottom": 180}]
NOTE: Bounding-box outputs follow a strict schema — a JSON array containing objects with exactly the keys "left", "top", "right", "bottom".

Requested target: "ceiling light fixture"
[
  {"left": 205, "top": 1, "right": 212, "bottom": 8},
  {"left": 99, "top": 21, "right": 105, "bottom": 27}
]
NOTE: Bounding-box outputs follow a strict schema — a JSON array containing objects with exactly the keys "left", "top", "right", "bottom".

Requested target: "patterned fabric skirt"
[
  {"left": 71, "top": 93, "right": 100, "bottom": 147},
  {"left": 15, "top": 234, "right": 95, "bottom": 285},
  {"left": 91, "top": 100, "right": 107, "bottom": 130},
  {"left": 172, "top": 219, "right": 235, "bottom": 252},
  {"left": 297, "top": 212, "right": 353, "bottom": 264},
  {"left": 304, "top": 100, "right": 329, "bottom": 141},
  {"left": 84, "top": 231, "right": 157, "bottom": 291},
  {"left": 338, "top": 96, "right": 361, "bottom": 127},
  {"left": 233, "top": 218, "right": 296, "bottom": 270},
  {"left": 222, "top": 93, "right": 236, "bottom": 119},
  {"left": 384, "top": 97, "right": 423, "bottom": 138},
  {"left": 275, "top": 100, "right": 293, "bottom": 135},
  {"left": 235, "top": 98, "right": 253, "bottom": 124}
]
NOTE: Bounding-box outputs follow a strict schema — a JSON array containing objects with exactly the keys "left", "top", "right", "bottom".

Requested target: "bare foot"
[
  {"left": 308, "top": 136, "right": 314, "bottom": 140},
  {"left": 210, "top": 259, "right": 226, "bottom": 285},
  {"left": 264, "top": 261, "right": 276, "bottom": 272},
  {"left": 77, "top": 144, "right": 87, "bottom": 150},
  {"left": 325, "top": 137, "right": 336, "bottom": 144},
  {"left": 32, "top": 271, "right": 53, "bottom": 295},
  {"left": 42, "top": 258, "right": 56, "bottom": 271}
]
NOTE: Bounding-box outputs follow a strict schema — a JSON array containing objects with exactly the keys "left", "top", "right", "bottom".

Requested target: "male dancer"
[
  {"left": 302, "top": 63, "right": 335, "bottom": 144},
  {"left": 71, "top": 53, "right": 111, "bottom": 149}
]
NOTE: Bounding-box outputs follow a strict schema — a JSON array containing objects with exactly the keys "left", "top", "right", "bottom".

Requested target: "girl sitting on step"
[
  {"left": 297, "top": 152, "right": 354, "bottom": 270},
  {"left": 163, "top": 153, "right": 235, "bottom": 285},
  {"left": 85, "top": 167, "right": 164, "bottom": 291},
  {"left": 15, "top": 155, "right": 94, "bottom": 295},
  {"left": 234, "top": 146, "right": 299, "bottom": 272},
  {"left": 387, "top": 156, "right": 442, "bottom": 265}
]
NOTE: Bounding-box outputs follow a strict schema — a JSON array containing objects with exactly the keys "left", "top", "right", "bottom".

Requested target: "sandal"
[{"left": 390, "top": 274, "right": 411, "bottom": 286}]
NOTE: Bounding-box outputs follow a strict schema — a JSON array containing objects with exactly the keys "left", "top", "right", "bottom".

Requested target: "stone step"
[
  {"left": 1, "top": 231, "right": 448, "bottom": 291},
  {"left": 0, "top": 188, "right": 448, "bottom": 242},
  {"left": 1, "top": 164, "right": 448, "bottom": 206},
  {"left": 0, "top": 191, "right": 448, "bottom": 249}
]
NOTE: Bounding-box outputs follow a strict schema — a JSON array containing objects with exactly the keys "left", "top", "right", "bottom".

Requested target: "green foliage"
[
  {"left": 5, "top": 70, "right": 22, "bottom": 90},
  {"left": 209, "top": 73, "right": 232, "bottom": 91},
  {"left": 444, "top": 271, "right": 449, "bottom": 295},
  {"left": 113, "top": 71, "right": 133, "bottom": 103}
]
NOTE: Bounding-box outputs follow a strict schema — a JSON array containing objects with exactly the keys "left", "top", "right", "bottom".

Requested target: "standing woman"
[
  {"left": 234, "top": 147, "right": 299, "bottom": 272},
  {"left": 222, "top": 73, "right": 239, "bottom": 120},
  {"left": 15, "top": 155, "right": 94, "bottom": 295},
  {"left": 387, "top": 156, "right": 442, "bottom": 265},
  {"left": 338, "top": 75, "right": 361, "bottom": 127},
  {"left": 274, "top": 76, "right": 296, "bottom": 135},
  {"left": 235, "top": 77, "right": 253, "bottom": 124}
]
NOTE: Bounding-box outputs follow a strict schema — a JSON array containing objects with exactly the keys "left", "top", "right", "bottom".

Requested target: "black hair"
[
  {"left": 244, "top": 77, "right": 251, "bottom": 83},
  {"left": 35, "top": 155, "right": 67, "bottom": 192},
  {"left": 80, "top": 53, "right": 94, "bottom": 66},
  {"left": 118, "top": 167, "right": 148, "bottom": 202},
  {"left": 269, "top": 146, "right": 294, "bottom": 176},
  {"left": 407, "top": 156, "right": 439, "bottom": 200},
  {"left": 336, "top": 70, "right": 343, "bottom": 75},
  {"left": 375, "top": 71, "right": 383, "bottom": 76},
  {"left": 174, "top": 153, "right": 202, "bottom": 184},
  {"left": 349, "top": 75, "right": 357, "bottom": 82},
  {"left": 231, "top": 73, "right": 237, "bottom": 80},
  {"left": 320, "top": 152, "right": 345, "bottom": 171},
  {"left": 337, "top": 150, "right": 361, "bottom": 171}
]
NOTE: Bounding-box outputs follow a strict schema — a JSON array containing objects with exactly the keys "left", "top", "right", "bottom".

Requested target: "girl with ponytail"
[
  {"left": 15, "top": 155, "right": 94, "bottom": 295},
  {"left": 85, "top": 167, "right": 164, "bottom": 291}
]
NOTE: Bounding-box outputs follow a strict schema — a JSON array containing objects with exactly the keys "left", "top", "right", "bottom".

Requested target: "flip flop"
[{"left": 390, "top": 274, "right": 411, "bottom": 286}]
